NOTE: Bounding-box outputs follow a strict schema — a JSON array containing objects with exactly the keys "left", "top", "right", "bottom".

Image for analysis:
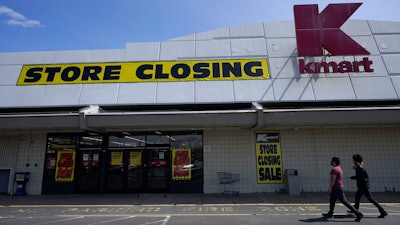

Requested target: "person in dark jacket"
[{"left": 350, "top": 154, "right": 388, "bottom": 218}]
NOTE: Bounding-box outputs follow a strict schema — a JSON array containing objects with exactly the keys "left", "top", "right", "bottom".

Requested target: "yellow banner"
[
  {"left": 17, "top": 58, "right": 270, "bottom": 85},
  {"left": 111, "top": 151, "right": 123, "bottom": 166},
  {"left": 172, "top": 148, "right": 191, "bottom": 180},
  {"left": 255, "top": 131, "right": 283, "bottom": 184},
  {"left": 55, "top": 150, "right": 76, "bottom": 182},
  {"left": 130, "top": 152, "right": 142, "bottom": 167}
]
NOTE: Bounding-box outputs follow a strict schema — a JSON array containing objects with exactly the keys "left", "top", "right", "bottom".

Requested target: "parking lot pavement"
[
  {"left": 0, "top": 192, "right": 399, "bottom": 224},
  {"left": 1, "top": 192, "right": 399, "bottom": 205},
  {"left": 0, "top": 202, "right": 400, "bottom": 225}
]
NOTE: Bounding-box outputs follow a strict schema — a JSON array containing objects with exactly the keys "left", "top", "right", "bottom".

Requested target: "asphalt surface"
[{"left": 1, "top": 192, "right": 399, "bottom": 225}]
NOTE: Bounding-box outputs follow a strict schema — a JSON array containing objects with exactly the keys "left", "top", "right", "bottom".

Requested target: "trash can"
[
  {"left": 13, "top": 172, "right": 30, "bottom": 196},
  {"left": 285, "top": 169, "right": 300, "bottom": 195}
]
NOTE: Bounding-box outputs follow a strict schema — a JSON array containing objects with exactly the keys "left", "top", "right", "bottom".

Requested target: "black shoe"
[
  {"left": 322, "top": 213, "right": 333, "bottom": 218},
  {"left": 355, "top": 213, "right": 363, "bottom": 222},
  {"left": 347, "top": 210, "right": 356, "bottom": 214},
  {"left": 378, "top": 212, "right": 388, "bottom": 218}
]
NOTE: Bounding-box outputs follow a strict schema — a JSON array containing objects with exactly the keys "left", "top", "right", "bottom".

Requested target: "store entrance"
[
  {"left": 106, "top": 146, "right": 169, "bottom": 193},
  {"left": 77, "top": 150, "right": 102, "bottom": 193}
]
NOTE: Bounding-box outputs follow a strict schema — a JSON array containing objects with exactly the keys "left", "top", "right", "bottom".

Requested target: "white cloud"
[{"left": 0, "top": 5, "right": 44, "bottom": 28}]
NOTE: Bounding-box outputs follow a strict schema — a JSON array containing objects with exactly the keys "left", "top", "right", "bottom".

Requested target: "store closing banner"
[{"left": 17, "top": 58, "right": 270, "bottom": 85}]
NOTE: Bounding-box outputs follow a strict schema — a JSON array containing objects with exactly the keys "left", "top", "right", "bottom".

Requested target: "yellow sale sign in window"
[
  {"left": 55, "top": 150, "right": 76, "bottom": 182},
  {"left": 172, "top": 148, "right": 191, "bottom": 180},
  {"left": 255, "top": 131, "right": 283, "bottom": 184}
]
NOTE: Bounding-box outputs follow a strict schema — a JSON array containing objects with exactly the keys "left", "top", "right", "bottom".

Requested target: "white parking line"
[{"left": 85, "top": 216, "right": 136, "bottom": 225}]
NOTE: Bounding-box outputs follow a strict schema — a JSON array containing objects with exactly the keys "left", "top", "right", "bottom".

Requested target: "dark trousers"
[
  {"left": 354, "top": 188, "right": 386, "bottom": 213},
  {"left": 329, "top": 188, "right": 362, "bottom": 215}
]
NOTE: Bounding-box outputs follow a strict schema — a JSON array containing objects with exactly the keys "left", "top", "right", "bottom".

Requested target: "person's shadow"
[
  {"left": 300, "top": 215, "right": 354, "bottom": 223},
  {"left": 299, "top": 217, "right": 328, "bottom": 223}
]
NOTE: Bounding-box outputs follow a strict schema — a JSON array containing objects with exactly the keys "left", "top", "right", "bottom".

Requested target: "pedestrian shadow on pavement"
[
  {"left": 299, "top": 217, "right": 328, "bottom": 223},
  {"left": 299, "top": 214, "right": 354, "bottom": 223}
]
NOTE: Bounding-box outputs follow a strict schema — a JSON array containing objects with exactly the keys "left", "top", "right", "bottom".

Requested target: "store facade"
[{"left": 1, "top": 3, "right": 400, "bottom": 195}]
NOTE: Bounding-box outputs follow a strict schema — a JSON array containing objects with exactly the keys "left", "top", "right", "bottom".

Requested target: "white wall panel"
[
  {"left": 266, "top": 38, "right": 297, "bottom": 57},
  {"left": 42, "top": 85, "right": 82, "bottom": 106},
  {"left": 160, "top": 41, "right": 195, "bottom": 60},
  {"left": 125, "top": 42, "right": 160, "bottom": 61},
  {"left": 233, "top": 80, "right": 274, "bottom": 102},
  {"left": 312, "top": 77, "right": 356, "bottom": 101},
  {"left": 0, "top": 65, "right": 22, "bottom": 85},
  {"left": 272, "top": 78, "right": 315, "bottom": 101},
  {"left": 195, "top": 39, "right": 231, "bottom": 58},
  {"left": 15, "top": 85, "right": 46, "bottom": 107},
  {"left": 203, "top": 129, "right": 257, "bottom": 194},
  {"left": 195, "top": 81, "right": 234, "bottom": 103},
  {"left": 79, "top": 83, "right": 119, "bottom": 105},
  {"left": 352, "top": 76, "right": 398, "bottom": 100},
  {"left": 382, "top": 54, "right": 400, "bottom": 74},
  {"left": 375, "top": 35, "right": 400, "bottom": 53},
  {"left": 0, "top": 86, "right": 17, "bottom": 107},
  {"left": 369, "top": 20, "right": 400, "bottom": 34},
  {"left": 268, "top": 57, "right": 299, "bottom": 79},
  {"left": 117, "top": 83, "right": 157, "bottom": 104},
  {"left": 230, "top": 38, "right": 267, "bottom": 57},
  {"left": 156, "top": 82, "right": 194, "bottom": 104},
  {"left": 352, "top": 36, "right": 380, "bottom": 55},
  {"left": 391, "top": 76, "right": 400, "bottom": 98}
]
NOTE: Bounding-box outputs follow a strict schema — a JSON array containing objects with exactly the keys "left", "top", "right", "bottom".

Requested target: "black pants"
[
  {"left": 329, "top": 188, "right": 362, "bottom": 215},
  {"left": 354, "top": 188, "right": 386, "bottom": 213}
]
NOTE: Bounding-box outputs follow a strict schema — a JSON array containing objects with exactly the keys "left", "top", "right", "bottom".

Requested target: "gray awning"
[{"left": 0, "top": 104, "right": 400, "bottom": 132}]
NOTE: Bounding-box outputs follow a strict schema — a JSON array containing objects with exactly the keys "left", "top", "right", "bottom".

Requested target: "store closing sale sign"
[{"left": 255, "top": 131, "right": 283, "bottom": 184}]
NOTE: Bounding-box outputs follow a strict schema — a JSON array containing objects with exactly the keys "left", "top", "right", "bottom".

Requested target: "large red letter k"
[{"left": 294, "top": 3, "right": 370, "bottom": 57}]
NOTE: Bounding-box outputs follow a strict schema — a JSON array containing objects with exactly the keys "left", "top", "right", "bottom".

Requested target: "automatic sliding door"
[
  {"left": 146, "top": 147, "right": 169, "bottom": 192},
  {"left": 107, "top": 150, "right": 125, "bottom": 192},
  {"left": 127, "top": 150, "right": 144, "bottom": 191}
]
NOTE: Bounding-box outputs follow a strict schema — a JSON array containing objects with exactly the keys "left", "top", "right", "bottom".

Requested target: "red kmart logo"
[{"left": 294, "top": 3, "right": 373, "bottom": 74}]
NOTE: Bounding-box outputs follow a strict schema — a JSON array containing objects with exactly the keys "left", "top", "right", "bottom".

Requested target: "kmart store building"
[{"left": 1, "top": 3, "right": 400, "bottom": 195}]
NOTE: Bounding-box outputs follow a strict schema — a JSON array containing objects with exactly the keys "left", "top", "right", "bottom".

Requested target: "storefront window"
[
  {"left": 80, "top": 133, "right": 103, "bottom": 149},
  {"left": 42, "top": 134, "right": 78, "bottom": 194},
  {"left": 170, "top": 132, "right": 203, "bottom": 186},
  {"left": 43, "top": 131, "right": 203, "bottom": 194},
  {"left": 147, "top": 131, "right": 170, "bottom": 145},
  {"left": 108, "top": 133, "right": 146, "bottom": 148}
]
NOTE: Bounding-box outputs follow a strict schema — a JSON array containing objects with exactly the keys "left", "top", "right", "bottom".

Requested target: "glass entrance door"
[
  {"left": 77, "top": 150, "right": 102, "bottom": 193},
  {"left": 106, "top": 147, "right": 169, "bottom": 193},
  {"left": 145, "top": 147, "right": 169, "bottom": 192},
  {"left": 107, "top": 149, "right": 142, "bottom": 192}
]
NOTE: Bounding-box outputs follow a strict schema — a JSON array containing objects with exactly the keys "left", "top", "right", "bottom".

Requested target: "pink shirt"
[{"left": 330, "top": 165, "right": 344, "bottom": 189}]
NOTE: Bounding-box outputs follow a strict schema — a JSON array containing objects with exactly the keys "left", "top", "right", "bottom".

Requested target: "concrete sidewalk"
[{"left": 1, "top": 192, "right": 399, "bottom": 206}]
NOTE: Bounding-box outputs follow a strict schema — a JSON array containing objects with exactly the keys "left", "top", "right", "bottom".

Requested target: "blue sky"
[{"left": 0, "top": 0, "right": 399, "bottom": 52}]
